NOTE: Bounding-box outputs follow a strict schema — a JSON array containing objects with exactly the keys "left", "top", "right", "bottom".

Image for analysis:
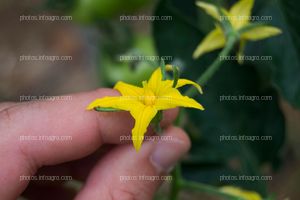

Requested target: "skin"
[{"left": 0, "top": 89, "right": 191, "bottom": 200}]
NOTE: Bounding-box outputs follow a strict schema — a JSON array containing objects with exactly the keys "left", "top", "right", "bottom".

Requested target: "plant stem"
[
  {"left": 185, "top": 35, "right": 237, "bottom": 97},
  {"left": 169, "top": 165, "right": 182, "bottom": 200}
]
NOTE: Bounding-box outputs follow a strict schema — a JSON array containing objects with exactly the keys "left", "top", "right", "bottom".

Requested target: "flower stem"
[
  {"left": 169, "top": 165, "right": 182, "bottom": 200},
  {"left": 185, "top": 35, "right": 237, "bottom": 97}
]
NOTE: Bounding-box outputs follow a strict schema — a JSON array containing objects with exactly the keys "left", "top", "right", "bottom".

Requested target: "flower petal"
[
  {"left": 130, "top": 105, "right": 158, "bottom": 151},
  {"left": 241, "top": 26, "right": 282, "bottom": 41},
  {"left": 196, "top": 1, "right": 220, "bottom": 21},
  {"left": 176, "top": 79, "right": 203, "bottom": 94},
  {"left": 86, "top": 96, "right": 141, "bottom": 111},
  {"left": 114, "top": 81, "right": 144, "bottom": 96},
  {"left": 147, "top": 68, "right": 163, "bottom": 94},
  {"left": 193, "top": 27, "right": 225, "bottom": 59},
  {"left": 164, "top": 79, "right": 203, "bottom": 94},
  {"left": 220, "top": 186, "right": 262, "bottom": 200},
  {"left": 155, "top": 88, "right": 204, "bottom": 110},
  {"left": 229, "top": 0, "right": 254, "bottom": 29}
]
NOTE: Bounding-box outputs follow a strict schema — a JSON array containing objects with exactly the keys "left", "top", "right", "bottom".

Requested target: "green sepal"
[
  {"left": 237, "top": 22, "right": 265, "bottom": 35},
  {"left": 160, "top": 59, "right": 167, "bottom": 80},
  {"left": 217, "top": 8, "right": 236, "bottom": 40},
  {"left": 151, "top": 110, "right": 163, "bottom": 134},
  {"left": 172, "top": 65, "right": 180, "bottom": 88},
  {"left": 94, "top": 107, "right": 122, "bottom": 112}
]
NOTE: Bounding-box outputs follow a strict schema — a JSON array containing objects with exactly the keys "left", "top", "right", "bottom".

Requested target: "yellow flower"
[
  {"left": 220, "top": 186, "right": 262, "bottom": 200},
  {"left": 87, "top": 67, "right": 204, "bottom": 151},
  {"left": 193, "top": 0, "right": 282, "bottom": 61}
]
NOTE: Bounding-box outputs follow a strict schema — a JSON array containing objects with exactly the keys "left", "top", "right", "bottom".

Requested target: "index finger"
[{"left": 1, "top": 88, "right": 178, "bottom": 165}]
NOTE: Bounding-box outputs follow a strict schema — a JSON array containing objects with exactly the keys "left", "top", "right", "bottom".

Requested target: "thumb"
[{"left": 75, "top": 126, "right": 190, "bottom": 200}]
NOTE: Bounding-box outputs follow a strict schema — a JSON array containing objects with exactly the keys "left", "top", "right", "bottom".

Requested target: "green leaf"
[{"left": 245, "top": 0, "right": 300, "bottom": 108}]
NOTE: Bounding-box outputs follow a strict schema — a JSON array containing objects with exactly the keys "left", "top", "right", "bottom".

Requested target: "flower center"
[{"left": 143, "top": 89, "right": 156, "bottom": 106}]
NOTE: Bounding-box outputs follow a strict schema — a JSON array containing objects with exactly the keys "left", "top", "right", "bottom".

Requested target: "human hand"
[{"left": 0, "top": 89, "right": 190, "bottom": 200}]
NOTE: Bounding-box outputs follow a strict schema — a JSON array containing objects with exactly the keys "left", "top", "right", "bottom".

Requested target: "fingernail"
[{"left": 150, "top": 137, "right": 185, "bottom": 173}]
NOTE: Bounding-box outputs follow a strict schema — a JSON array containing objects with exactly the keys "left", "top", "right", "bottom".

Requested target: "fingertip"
[
  {"left": 150, "top": 126, "right": 191, "bottom": 173},
  {"left": 164, "top": 126, "right": 191, "bottom": 152}
]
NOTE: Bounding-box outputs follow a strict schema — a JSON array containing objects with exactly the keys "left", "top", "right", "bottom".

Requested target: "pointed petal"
[
  {"left": 155, "top": 88, "right": 204, "bottom": 110},
  {"left": 220, "top": 186, "right": 262, "bottom": 200},
  {"left": 241, "top": 26, "right": 282, "bottom": 41},
  {"left": 196, "top": 1, "right": 220, "bottom": 21},
  {"left": 86, "top": 96, "right": 141, "bottom": 111},
  {"left": 176, "top": 79, "right": 203, "bottom": 94},
  {"left": 114, "top": 81, "right": 144, "bottom": 96},
  {"left": 147, "top": 68, "right": 163, "bottom": 94},
  {"left": 229, "top": 0, "right": 254, "bottom": 29},
  {"left": 165, "top": 79, "right": 203, "bottom": 94},
  {"left": 193, "top": 27, "right": 225, "bottom": 59},
  {"left": 130, "top": 105, "right": 158, "bottom": 151}
]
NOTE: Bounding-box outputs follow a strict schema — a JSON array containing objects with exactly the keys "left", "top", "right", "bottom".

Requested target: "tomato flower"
[
  {"left": 87, "top": 67, "right": 204, "bottom": 151},
  {"left": 193, "top": 0, "right": 282, "bottom": 62}
]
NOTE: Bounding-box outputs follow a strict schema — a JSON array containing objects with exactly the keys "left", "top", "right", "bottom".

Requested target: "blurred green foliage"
[
  {"left": 95, "top": 21, "right": 158, "bottom": 86},
  {"left": 46, "top": 0, "right": 151, "bottom": 23},
  {"left": 72, "top": 0, "right": 151, "bottom": 23},
  {"left": 99, "top": 33, "right": 157, "bottom": 86}
]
